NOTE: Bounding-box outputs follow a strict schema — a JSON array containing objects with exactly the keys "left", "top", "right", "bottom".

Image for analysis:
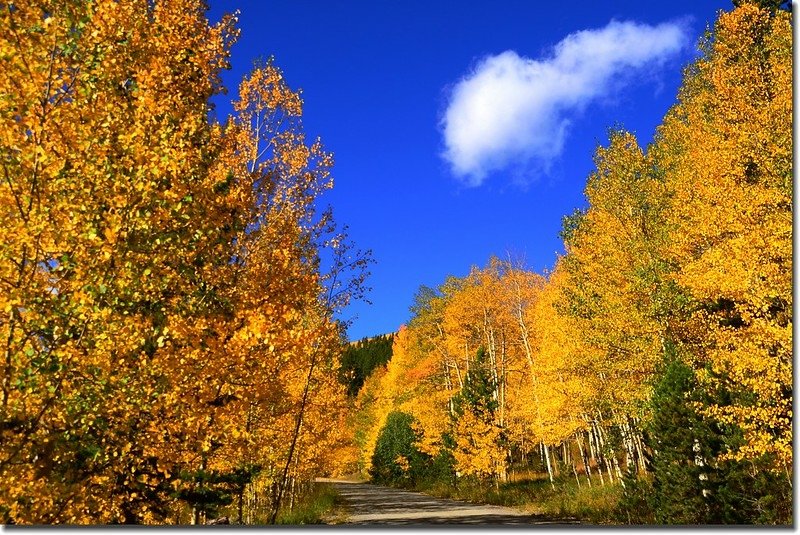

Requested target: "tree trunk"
[
  {"left": 567, "top": 442, "right": 581, "bottom": 488},
  {"left": 237, "top": 486, "right": 244, "bottom": 525},
  {"left": 270, "top": 354, "right": 317, "bottom": 524},
  {"left": 576, "top": 434, "right": 592, "bottom": 487},
  {"left": 543, "top": 443, "right": 556, "bottom": 490},
  {"left": 587, "top": 421, "right": 605, "bottom": 486}
]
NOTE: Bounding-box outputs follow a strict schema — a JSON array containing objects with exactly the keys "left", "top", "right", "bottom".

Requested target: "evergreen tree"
[
  {"left": 450, "top": 348, "right": 507, "bottom": 482},
  {"left": 453, "top": 348, "right": 498, "bottom": 419},
  {"left": 339, "top": 334, "right": 394, "bottom": 396},
  {"left": 369, "top": 411, "right": 428, "bottom": 487},
  {"left": 630, "top": 343, "right": 792, "bottom": 525},
  {"left": 732, "top": 0, "right": 791, "bottom": 13},
  {"left": 646, "top": 347, "right": 717, "bottom": 524}
]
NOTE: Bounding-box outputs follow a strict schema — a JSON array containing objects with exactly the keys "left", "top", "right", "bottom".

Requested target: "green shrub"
[{"left": 369, "top": 411, "right": 429, "bottom": 487}]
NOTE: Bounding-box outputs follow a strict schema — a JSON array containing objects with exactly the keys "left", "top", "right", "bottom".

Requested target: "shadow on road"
[{"left": 325, "top": 480, "right": 580, "bottom": 526}]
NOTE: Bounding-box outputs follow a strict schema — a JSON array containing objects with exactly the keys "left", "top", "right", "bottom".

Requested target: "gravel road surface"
[{"left": 322, "top": 480, "right": 579, "bottom": 526}]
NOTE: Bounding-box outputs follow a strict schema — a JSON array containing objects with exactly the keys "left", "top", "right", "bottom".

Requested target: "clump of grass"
[
  {"left": 414, "top": 474, "right": 623, "bottom": 524},
  {"left": 537, "top": 479, "right": 622, "bottom": 524},
  {"left": 418, "top": 477, "right": 550, "bottom": 507},
  {"left": 274, "top": 483, "right": 341, "bottom": 525}
]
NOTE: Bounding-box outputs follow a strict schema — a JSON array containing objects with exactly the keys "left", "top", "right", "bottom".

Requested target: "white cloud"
[{"left": 440, "top": 20, "right": 690, "bottom": 186}]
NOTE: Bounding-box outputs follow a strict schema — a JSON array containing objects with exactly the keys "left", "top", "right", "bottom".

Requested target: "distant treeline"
[{"left": 339, "top": 334, "right": 395, "bottom": 396}]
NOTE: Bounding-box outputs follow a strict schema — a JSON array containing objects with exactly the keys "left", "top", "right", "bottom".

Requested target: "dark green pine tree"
[
  {"left": 339, "top": 334, "right": 394, "bottom": 397},
  {"left": 453, "top": 347, "right": 498, "bottom": 420},
  {"left": 175, "top": 463, "right": 261, "bottom": 524},
  {"left": 369, "top": 411, "right": 428, "bottom": 487},
  {"left": 450, "top": 347, "right": 506, "bottom": 486},
  {"left": 642, "top": 342, "right": 793, "bottom": 525},
  {"left": 645, "top": 345, "right": 718, "bottom": 524},
  {"left": 732, "top": 0, "right": 791, "bottom": 13}
]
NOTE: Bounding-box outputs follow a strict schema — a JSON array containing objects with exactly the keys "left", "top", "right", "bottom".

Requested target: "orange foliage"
[{"left": 0, "top": 1, "right": 358, "bottom": 524}]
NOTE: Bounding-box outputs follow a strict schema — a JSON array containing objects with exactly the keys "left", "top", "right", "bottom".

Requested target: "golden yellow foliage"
[
  {"left": 0, "top": 1, "right": 359, "bottom": 524},
  {"left": 656, "top": 4, "right": 792, "bottom": 467},
  {"left": 345, "top": 2, "right": 790, "bottom": 504}
]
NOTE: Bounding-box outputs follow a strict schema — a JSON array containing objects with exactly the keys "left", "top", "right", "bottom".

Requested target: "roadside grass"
[
  {"left": 274, "top": 483, "right": 343, "bottom": 525},
  {"left": 414, "top": 474, "right": 623, "bottom": 524},
  {"left": 536, "top": 479, "right": 623, "bottom": 524}
]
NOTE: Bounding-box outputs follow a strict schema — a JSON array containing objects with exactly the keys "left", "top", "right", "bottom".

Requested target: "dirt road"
[{"left": 322, "top": 480, "right": 579, "bottom": 526}]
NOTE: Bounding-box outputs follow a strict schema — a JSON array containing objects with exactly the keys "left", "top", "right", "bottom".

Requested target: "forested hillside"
[
  {"left": 339, "top": 334, "right": 394, "bottom": 397},
  {"left": 348, "top": 2, "right": 792, "bottom": 524}
]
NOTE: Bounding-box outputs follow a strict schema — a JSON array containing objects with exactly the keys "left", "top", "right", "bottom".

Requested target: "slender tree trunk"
[
  {"left": 594, "top": 421, "right": 614, "bottom": 483},
  {"left": 599, "top": 417, "right": 624, "bottom": 482},
  {"left": 566, "top": 442, "right": 581, "bottom": 488},
  {"left": 619, "top": 417, "right": 635, "bottom": 471},
  {"left": 270, "top": 352, "right": 318, "bottom": 524},
  {"left": 594, "top": 420, "right": 618, "bottom": 483},
  {"left": 783, "top": 459, "right": 792, "bottom": 487},
  {"left": 576, "top": 434, "right": 592, "bottom": 487},
  {"left": 632, "top": 419, "right": 647, "bottom": 473},
  {"left": 587, "top": 422, "right": 605, "bottom": 486},
  {"left": 237, "top": 486, "right": 244, "bottom": 525},
  {"left": 443, "top": 363, "right": 456, "bottom": 416},
  {"left": 192, "top": 455, "right": 208, "bottom": 525},
  {"left": 249, "top": 484, "right": 256, "bottom": 525},
  {"left": 543, "top": 443, "right": 556, "bottom": 490}
]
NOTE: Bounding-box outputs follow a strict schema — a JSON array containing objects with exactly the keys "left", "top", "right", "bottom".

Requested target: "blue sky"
[{"left": 207, "top": 0, "right": 729, "bottom": 341}]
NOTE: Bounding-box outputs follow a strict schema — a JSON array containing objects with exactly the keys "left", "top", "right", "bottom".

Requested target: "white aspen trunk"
[
  {"left": 593, "top": 421, "right": 609, "bottom": 482},
  {"left": 289, "top": 452, "right": 300, "bottom": 511},
  {"left": 626, "top": 419, "right": 642, "bottom": 473},
  {"left": 612, "top": 455, "right": 625, "bottom": 486},
  {"left": 552, "top": 442, "right": 561, "bottom": 477},
  {"left": 598, "top": 415, "right": 624, "bottom": 482},
  {"left": 540, "top": 441, "right": 545, "bottom": 465},
  {"left": 513, "top": 287, "right": 557, "bottom": 488},
  {"left": 585, "top": 422, "right": 600, "bottom": 485},
  {"left": 562, "top": 441, "right": 576, "bottom": 486},
  {"left": 245, "top": 484, "right": 251, "bottom": 525},
  {"left": 589, "top": 421, "right": 607, "bottom": 485},
  {"left": 626, "top": 417, "right": 646, "bottom": 473},
  {"left": 618, "top": 413, "right": 642, "bottom": 474},
  {"left": 576, "top": 434, "right": 593, "bottom": 487},
  {"left": 594, "top": 420, "right": 616, "bottom": 483},
  {"left": 543, "top": 443, "right": 556, "bottom": 490},
  {"left": 463, "top": 342, "right": 470, "bottom": 378},
  {"left": 248, "top": 484, "right": 255, "bottom": 525},
  {"left": 619, "top": 417, "right": 635, "bottom": 471},
  {"left": 443, "top": 362, "right": 452, "bottom": 391},
  {"left": 482, "top": 312, "right": 507, "bottom": 484},
  {"left": 485, "top": 318, "right": 500, "bottom": 400},
  {"left": 453, "top": 357, "right": 464, "bottom": 390},
  {"left": 570, "top": 444, "right": 581, "bottom": 488},
  {"left": 632, "top": 418, "right": 648, "bottom": 473},
  {"left": 443, "top": 362, "right": 457, "bottom": 416},
  {"left": 552, "top": 443, "right": 560, "bottom": 477},
  {"left": 498, "top": 331, "right": 506, "bottom": 429}
]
